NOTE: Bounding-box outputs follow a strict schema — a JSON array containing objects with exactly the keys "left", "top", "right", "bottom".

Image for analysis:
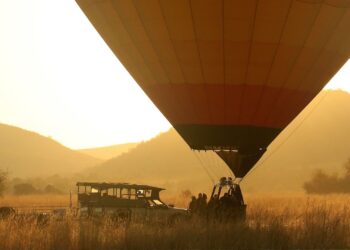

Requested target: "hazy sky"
[{"left": 0, "top": 0, "right": 349, "bottom": 149}]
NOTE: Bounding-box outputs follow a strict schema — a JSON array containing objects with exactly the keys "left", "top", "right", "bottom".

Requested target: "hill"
[
  {"left": 0, "top": 124, "right": 101, "bottom": 177},
  {"left": 89, "top": 90, "right": 350, "bottom": 194},
  {"left": 78, "top": 143, "right": 138, "bottom": 160},
  {"left": 86, "top": 130, "right": 213, "bottom": 194},
  {"left": 243, "top": 89, "right": 350, "bottom": 192}
]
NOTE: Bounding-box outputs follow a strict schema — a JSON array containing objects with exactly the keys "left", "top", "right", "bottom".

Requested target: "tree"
[
  {"left": 43, "top": 184, "right": 63, "bottom": 194},
  {"left": 0, "top": 170, "right": 7, "bottom": 196},
  {"left": 304, "top": 158, "right": 350, "bottom": 194},
  {"left": 13, "top": 183, "right": 39, "bottom": 195}
]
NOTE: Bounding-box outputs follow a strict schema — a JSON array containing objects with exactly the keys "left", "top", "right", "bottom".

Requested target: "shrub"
[
  {"left": 0, "top": 170, "right": 7, "bottom": 196},
  {"left": 13, "top": 183, "right": 39, "bottom": 195}
]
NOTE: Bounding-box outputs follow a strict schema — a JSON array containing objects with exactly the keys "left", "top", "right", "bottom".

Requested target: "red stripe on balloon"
[{"left": 143, "top": 84, "right": 317, "bottom": 129}]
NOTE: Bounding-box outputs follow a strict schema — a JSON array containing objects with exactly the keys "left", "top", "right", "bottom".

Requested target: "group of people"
[
  {"left": 188, "top": 193, "right": 208, "bottom": 216},
  {"left": 188, "top": 187, "right": 245, "bottom": 219}
]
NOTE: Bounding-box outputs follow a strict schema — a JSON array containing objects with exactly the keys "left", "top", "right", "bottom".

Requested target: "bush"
[
  {"left": 304, "top": 159, "right": 350, "bottom": 194},
  {"left": 13, "top": 183, "right": 39, "bottom": 195},
  {"left": 43, "top": 184, "right": 63, "bottom": 194},
  {"left": 0, "top": 170, "right": 7, "bottom": 196}
]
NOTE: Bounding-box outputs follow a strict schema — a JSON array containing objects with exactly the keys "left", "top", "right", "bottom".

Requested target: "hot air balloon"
[{"left": 76, "top": 0, "right": 350, "bottom": 179}]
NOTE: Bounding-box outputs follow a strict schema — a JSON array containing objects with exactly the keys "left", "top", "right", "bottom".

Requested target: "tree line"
[{"left": 304, "top": 159, "right": 350, "bottom": 194}]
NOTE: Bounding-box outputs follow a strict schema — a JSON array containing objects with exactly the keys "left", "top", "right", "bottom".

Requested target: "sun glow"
[
  {"left": 0, "top": 0, "right": 171, "bottom": 149},
  {"left": 325, "top": 59, "right": 350, "bottom": 92}
]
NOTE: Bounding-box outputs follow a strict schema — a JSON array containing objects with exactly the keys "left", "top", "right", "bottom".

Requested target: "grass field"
[{"left": 1, "top": 194, "right": 350, "bottom": 249}]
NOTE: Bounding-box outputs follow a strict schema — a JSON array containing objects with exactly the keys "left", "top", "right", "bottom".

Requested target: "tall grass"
[{"left": 1, "top": 194, "right": 350, "bottom": 249}]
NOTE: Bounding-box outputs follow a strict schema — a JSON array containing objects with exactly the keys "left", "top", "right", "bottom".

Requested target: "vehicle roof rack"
[{"left": 76, "top": 182, "right": 165, "bottom": 191}]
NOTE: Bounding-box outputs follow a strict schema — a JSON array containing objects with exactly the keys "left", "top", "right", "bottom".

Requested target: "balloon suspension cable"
[
  {"left": 201, "top": 151, "right": 221, "bottom": 180},
  {"left": 213, "top": 150, "right": 235, "bottom": 178},
  {"left": 241, "top": 91, "right": 329, "bottom": 183},
  {"left": 194, "top": 149, "right": 238, "bottom": 186},
  {"left": 193, "top": 150, "right": 216, "bottom": 184},
  {"left": 209, "top": 152, "right": 223, "bottom": 180},
  {"left": 204, "top": 152, "right": 218, "bottom": 179},
  {"left": 206, "top": 151, "right": 226, "bottom": 180}
]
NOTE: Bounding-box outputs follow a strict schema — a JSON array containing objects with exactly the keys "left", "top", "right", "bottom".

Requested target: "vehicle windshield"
[
  {"left": 153, "top": 200, "right": 163, "bottom": 205},
  {"left": 147, "top": 199, "right": 165, "bottom": 207}
]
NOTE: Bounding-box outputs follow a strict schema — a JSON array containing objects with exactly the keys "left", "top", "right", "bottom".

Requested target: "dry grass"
[{"left": 1, "top": 194, "right": 350, "bottom": 249}]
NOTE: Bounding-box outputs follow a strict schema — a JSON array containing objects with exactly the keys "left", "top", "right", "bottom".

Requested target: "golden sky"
[{"left": 0, "top": 0, "right": 349, "bottom": 149}]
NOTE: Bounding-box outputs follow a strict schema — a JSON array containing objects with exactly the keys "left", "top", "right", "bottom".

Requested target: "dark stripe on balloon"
[{"left": 174, "top": 124, "right": 282, "bottom": 151}]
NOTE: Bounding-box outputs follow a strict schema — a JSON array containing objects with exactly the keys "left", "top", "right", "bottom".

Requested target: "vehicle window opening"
[{"left": 107, "top": 188, "right": 113, "bottom": 196}]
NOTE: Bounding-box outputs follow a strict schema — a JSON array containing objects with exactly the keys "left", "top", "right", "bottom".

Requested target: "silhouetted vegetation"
[
  {"left": 1, "top": 195, "right": 350, "bottom": 249},
  {"left": 13, "top": 183, "right": 39, "bottom": 195},
  {"left": 8, "top": 175, "right": 75, "bottom": 195},
  {"left": 44, "top": 184, "right": 63, "bottom": 194},
  {"left": 0, "top": 169, "right": 7, "bottom": 196},
  {"left": 304, "top": 159, "right": 350, "bottom": 194},
  {"left": 13, "top": 183, "right": 64, "bottom": 195}
]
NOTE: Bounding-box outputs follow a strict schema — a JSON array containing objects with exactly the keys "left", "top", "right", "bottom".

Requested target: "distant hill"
[
  {"left": 0, "top": 124, "right": 101, "bottom": 177},
  {"left": 87, "top": 130, "right": 213, "bottom": 195},
  {"left": 79, "top": 143, "right": 138, "bottom": 160},
  {"left": 89, "top": 90, "right": 350, "bottom": 194}
]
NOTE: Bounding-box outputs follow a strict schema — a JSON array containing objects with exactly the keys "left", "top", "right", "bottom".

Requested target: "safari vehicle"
[{"left": 77, "top": 182, "right": 187, "bottom": 222}]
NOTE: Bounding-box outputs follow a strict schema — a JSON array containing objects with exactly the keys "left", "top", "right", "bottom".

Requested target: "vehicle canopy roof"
[{"left": 76, "top": 182, "right": 164, "bottom": 191}]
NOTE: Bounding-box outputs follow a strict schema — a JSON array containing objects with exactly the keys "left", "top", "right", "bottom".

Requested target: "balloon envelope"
[{"left": 76, "top": 0, "right": 350, "bottom": 177}]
